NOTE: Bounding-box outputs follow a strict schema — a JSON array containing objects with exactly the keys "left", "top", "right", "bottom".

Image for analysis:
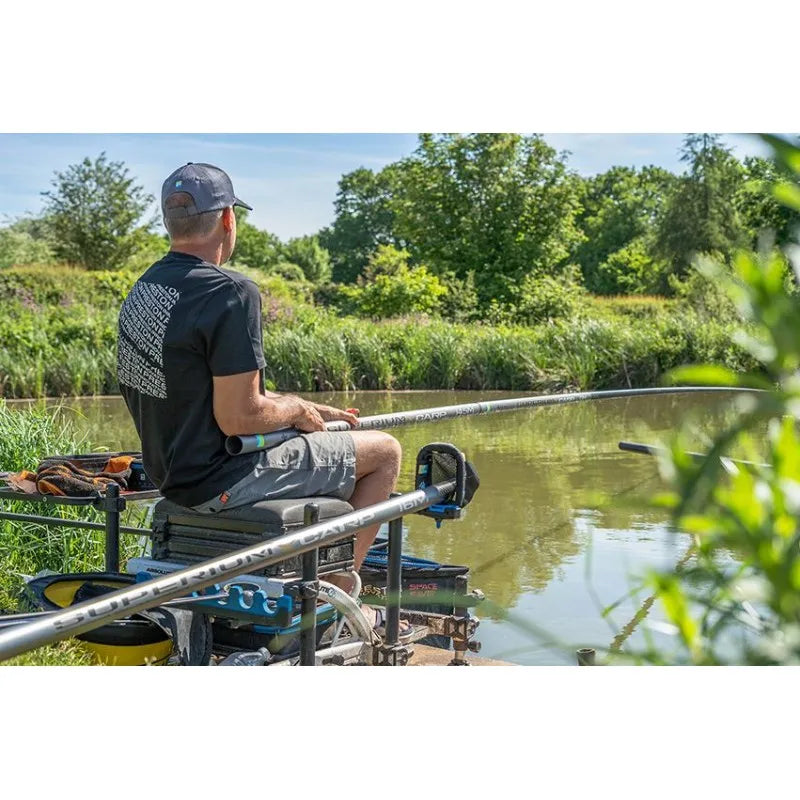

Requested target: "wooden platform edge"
[{"left": 407, "top": 643, "right": 516, "bottom": 666}]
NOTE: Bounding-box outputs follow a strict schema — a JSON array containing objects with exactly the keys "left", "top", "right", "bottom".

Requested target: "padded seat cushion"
[{"left": 154, "top": 496, "right": 353, "bottom": 528}]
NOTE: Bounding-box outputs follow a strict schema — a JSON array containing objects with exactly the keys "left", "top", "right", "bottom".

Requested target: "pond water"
[{"left": 9, "top": 390, "right": 744, "bottom": 664}]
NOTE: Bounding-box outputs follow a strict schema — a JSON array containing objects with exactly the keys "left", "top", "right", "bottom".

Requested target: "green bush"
[
  {"left": 269, "top": 261, "right": 307, "bottom": 283},
  {"left": 636, "top": 244, "right": 800, "bottom": 665},
  {"left": 312, "top": 282, "right": 362, "bottom": 316},
  {"left": 511, "top": 269, "right": 585, "bottom": 325},
  {"left": 439, "top": 270, "right": 481, "bottom": 322},
  {"left": 357, "top": 264, "right": 448, "bottom": 318},
  {"left": 596, "top": 237, "right": 669, "bottom": 295},
  {"left": 0, "top": 228, "right": 55, "bottom": 269},
  {"left": 281, "top": 235, "right": 332, "bottom": 283},
  {"left": 124, "top": 230, "right": 168, "bottom": 272}
]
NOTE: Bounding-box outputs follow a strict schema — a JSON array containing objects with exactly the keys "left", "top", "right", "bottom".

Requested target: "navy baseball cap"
[{"left": 162, "top": 163, "right": 253, "bottom": 218}]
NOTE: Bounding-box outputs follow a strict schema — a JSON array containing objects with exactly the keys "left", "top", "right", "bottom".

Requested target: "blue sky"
[{"left": 0, "top": 133, "right": 771, "bottom": 241}]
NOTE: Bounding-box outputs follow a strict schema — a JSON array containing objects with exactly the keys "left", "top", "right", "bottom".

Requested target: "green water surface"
[{"left": 9, "top": 390, "right": 742, "bottom": 665}]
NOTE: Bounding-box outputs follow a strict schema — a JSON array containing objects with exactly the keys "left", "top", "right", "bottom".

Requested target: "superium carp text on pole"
[{"left": 226, "top": 386, "right": 760, "bottom": 456}]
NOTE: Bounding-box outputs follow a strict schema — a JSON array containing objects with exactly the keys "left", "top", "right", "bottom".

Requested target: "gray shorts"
[{"left": 191, "top": 431, "right": 357, "bottom": 514}]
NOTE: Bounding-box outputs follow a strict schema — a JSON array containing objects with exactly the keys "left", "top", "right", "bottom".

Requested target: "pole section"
[
  {"left": 299, "top": 503, "right": 320, "bottom": 666},
  {"left": 104, "top": 483, "right": 121, "bottom": 573},
  {"left": 385, "top": 514, "right": 404, "bottom": 646},
  {"left": 227, "top": 387, "right": 757, "bottom": 455},
  {"left": 618, "top": 441, "right": 767, "bottom": 469},
  {"left": 0, "top": 480, "right": 454, "bottom": 663}
]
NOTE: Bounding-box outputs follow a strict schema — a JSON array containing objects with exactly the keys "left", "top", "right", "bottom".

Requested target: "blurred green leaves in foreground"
[{"left": 644, "top": 135, "right": 800, "bottom": 665}]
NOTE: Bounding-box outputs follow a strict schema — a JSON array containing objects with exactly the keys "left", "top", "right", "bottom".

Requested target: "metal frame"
[
  {"left": 0, "top": 444, "right": 483, "bottom": 666},
  {"left": 0, "top": 486, "right": 158, "bottom": 572},
  {"left": 0, "top": 479, "right": 457, "bottom": 662}
]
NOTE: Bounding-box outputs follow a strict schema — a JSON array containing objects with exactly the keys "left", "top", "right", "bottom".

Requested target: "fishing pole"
[
  {"left": 618, "top": 441, "right": 769, "bottom": 471},
  {"left": 227, "top": 387, "right": 759, "bottom": 456},
  {"left": 0, "top": 478, "right": 456, "bottom": 662}
]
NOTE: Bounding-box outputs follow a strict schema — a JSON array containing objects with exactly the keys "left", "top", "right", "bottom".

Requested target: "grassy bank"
[
  {"left": 0, "top": 400, "right": 146, "bottom": 665},
  {"left": 0, "top": 264, "right": 756, "bottom": 398}
]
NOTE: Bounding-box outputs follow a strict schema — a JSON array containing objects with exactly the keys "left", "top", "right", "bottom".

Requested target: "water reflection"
[{"left": 9, "top": 390, "right": 744, "bottom": 664}]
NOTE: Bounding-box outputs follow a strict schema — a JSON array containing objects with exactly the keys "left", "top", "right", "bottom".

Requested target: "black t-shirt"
[{"left": 117, "top": 251, "right": 264, "bottom": 507}]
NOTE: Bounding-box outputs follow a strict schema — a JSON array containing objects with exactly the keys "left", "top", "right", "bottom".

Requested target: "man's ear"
[{"left": 222, "top": 206, "right": 235, "bottom": 232}]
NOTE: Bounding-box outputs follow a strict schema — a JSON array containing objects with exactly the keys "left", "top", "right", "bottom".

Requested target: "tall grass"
[
  {"left": 0, "top": 401, "right": 146, "bottom": 607},
  {"left": 261, "top": 314, "right": 754, "bottom": 392}
]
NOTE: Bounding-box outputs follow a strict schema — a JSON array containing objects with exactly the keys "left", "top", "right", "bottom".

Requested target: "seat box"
[{"left": 150, "top": 496, "right": 355, "bottom": 578}]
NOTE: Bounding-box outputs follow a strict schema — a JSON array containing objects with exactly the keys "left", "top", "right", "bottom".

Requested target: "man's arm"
[{"left": 212, "top": 371, "right": 358, "bottom": 436}]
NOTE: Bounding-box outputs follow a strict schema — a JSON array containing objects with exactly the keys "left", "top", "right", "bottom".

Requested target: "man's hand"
[
  {"left": 309, "top": 402, "right": 359, "bottom": 428},
  {"left": 291, "top": 400, "right": 327, "bottom": 433}
]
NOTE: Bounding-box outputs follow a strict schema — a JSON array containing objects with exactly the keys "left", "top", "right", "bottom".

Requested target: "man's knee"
[
  {"left": 379, "top": 433, "right": 402, "bottom": 475},
  {"left": 353, "top": 430, "right": 402, "bottom": 479}
]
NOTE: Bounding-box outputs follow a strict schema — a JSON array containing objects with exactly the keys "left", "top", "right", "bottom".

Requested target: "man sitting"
[{"left": 117, "top": 162, "right": 403, "bottom": 633}]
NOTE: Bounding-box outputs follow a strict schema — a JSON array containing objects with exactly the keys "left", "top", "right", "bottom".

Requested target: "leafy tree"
[
  {"left": 574, "top": 165, "right": 674, "bottom": 293},
  {"left": 281, "top": 234, "right": 332, "bottom": 283},
  {"left": 231, "top": 209, "right": 282, "bottom": 271},
  {"left": 735, "top": 156, "right": 800, "bottom": 247},
  {"left": 319, "top": 166, "right": 401, "bottom": 283},
  {"left": 655, "top": 134, "right": 748, "bottom": 278},
  {"left": 391, "top": 133, "right": 584, "bottom": 303},
  {"left": 3, "top": 214, "right": 55, "bottom": 244},
  {"left": 41, "top": 153, "right": 156, "bottom": 271}
]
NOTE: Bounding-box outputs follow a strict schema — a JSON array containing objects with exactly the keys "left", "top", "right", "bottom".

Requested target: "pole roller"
[
  {"left": 0, "top": 480, "right": 455, "bottom": 663},
  {"left": 226, "top": 387, "right": 758, "bottom": 455}
]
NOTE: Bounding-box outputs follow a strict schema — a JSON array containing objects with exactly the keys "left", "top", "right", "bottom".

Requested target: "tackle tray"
[
  {"left": 359, "top": 542, "right": 481, "bottom": 613},
  {"left": 38, "top": 451, "right": 157, "bottom": 491}
]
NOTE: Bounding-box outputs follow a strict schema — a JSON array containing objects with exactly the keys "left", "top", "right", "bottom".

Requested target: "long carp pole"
[
  {"left": 0, "top": 479, "right": 454, "bottom": 663},
  {"left": 226, "top": 386, "right": 758, "bottom": 456},
  {"left": 618, "top": 441, "right": 769, "bottom": 473}
]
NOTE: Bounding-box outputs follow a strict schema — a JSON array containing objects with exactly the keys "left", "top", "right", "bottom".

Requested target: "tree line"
[
  {"left": 1, "top": 134, "right": 797, "bottom": 324},
  {"left": 318, "top": 133, "right": 796, "bottom": 293}
]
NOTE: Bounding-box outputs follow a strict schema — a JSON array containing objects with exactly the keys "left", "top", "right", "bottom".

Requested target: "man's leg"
[
  {"left": 347, "top": 430, "right": 402, "bottom": 570},
  {"left": 332, "top": 429, "right": 406, "bottom": 634}
]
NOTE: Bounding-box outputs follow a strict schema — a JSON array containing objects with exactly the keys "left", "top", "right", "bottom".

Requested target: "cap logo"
[{"left": 175, "top": 180, "right": 182, "bottom": 188}]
